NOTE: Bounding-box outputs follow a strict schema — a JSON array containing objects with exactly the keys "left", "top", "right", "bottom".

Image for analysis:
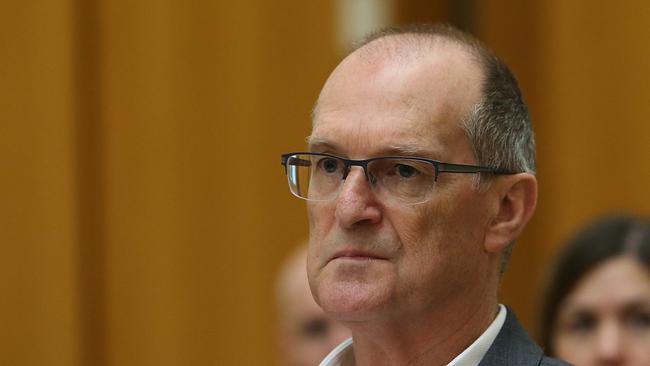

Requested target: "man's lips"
[{"left": 329, "top": 249, "right": 388, "bottom": 262}]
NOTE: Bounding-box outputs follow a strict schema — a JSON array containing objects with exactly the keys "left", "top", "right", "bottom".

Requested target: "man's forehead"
[
  {"left": 308, "top": 105, "right": 469, "bottom": 162},
  {"left": 308, "top": 35, "right": 482, "bottom": 161}
]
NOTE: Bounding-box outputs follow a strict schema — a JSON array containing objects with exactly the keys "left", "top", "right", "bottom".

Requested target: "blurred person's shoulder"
[{"left": 540, "top": 356, "right": 573, "bottom": 366}]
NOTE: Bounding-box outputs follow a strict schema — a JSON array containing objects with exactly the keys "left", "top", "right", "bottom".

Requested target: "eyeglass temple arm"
[{"left": 437, "top": 162, "right": 517, "bottom": 175}]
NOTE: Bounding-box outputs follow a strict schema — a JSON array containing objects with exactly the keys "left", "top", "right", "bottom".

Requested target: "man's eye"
[
  {"left": 319, "top": 158, "right": 340, "bottom": 173},
  {"left": 396, "top": 164, "right": 418, "bottom": 178}
]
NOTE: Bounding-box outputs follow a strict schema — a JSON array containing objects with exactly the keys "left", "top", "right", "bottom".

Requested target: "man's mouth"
[{"left": 330, "top": 249, "right": 388, "bottom": 262}]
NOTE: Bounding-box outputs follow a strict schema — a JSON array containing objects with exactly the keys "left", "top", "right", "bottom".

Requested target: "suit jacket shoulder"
[
  {"left": 540, "top": 356, "right": 573, "bottom": 366},
  {"left": 478, "top": 306, "right": 572, "bottom": 366}
]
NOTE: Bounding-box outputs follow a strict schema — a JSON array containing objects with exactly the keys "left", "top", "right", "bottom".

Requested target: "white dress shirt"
[{"left": 318, "top": 304, "right": 506, "bottom": 366}]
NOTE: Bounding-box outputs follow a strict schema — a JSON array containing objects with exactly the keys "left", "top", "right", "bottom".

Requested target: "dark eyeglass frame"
[{"left": 281, "top": 152, "right": 519, "bottom": 182}]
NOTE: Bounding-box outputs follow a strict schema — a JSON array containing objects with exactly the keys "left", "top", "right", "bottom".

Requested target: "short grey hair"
[
  {"left": 464, "top": 52, "right": 535, "bottom": 175},
  {"left": 357, "top": 24, "right": 536, "bottom": 273}
]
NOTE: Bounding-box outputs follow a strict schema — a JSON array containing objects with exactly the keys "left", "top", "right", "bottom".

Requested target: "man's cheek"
[
  {"left": 309, "top": 205, "right": 336, "bottom": 236},
  {"left": 307, "top": 204, "right": 316, "bottom": 229},
  {"left": 390, "top": 210, "right": 431, "bottom": 246}
]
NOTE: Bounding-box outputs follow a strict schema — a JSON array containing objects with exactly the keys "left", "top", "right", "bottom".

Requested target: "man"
[
  {"left": 275, "top": 244, "right": 351, "bottom": 366},
  {"left": 280, "top": 24, "right": 569, "bottom": 365}
]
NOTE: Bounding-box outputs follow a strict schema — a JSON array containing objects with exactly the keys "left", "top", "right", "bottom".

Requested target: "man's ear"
[{"left": 484, "top": 173, "right": 538, "bottom": 253}]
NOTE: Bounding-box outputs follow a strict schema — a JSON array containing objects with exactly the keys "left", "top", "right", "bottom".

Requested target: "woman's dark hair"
[{"left": 538, "top": 214, "right": 650, "bottom": 355}]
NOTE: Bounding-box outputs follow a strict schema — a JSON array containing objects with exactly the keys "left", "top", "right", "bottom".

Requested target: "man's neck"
[{"left": 344, "top": 300, "right": 499, "bottom": 366}]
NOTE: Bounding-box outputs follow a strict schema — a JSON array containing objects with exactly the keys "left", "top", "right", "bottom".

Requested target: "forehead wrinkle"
[
  {"left": 310, "top": 125, "right": 444, "bottom": 159},
  {"left": 383, "top": 143, "right": 442, "bottom": 158},
  {"left": 309, "top": 119, "right": 373, "bottom": 157}
]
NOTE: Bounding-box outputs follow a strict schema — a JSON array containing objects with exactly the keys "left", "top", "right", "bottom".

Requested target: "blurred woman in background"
[{"left": 539, "top": 215, "right": 650, "bottom": 366}]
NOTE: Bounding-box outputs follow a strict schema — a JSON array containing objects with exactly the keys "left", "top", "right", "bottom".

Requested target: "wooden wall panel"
[
  {"left": 5, "top": 1, "right": 648, "bottom": 364},
  {"left": 536, "top": 0, "right": 650, "bottom": 233},
  {"left": 480, "top": 0, "right": 650, "bottom": 336},
  {"left": 0, "top": 2, "right": 80, "bottom": 365},
  {"left": 2, "top": 1, "right": 336, "bottom": 365},
  {"left": 96, "top": 1, "right": 337, "bottom": 365}
]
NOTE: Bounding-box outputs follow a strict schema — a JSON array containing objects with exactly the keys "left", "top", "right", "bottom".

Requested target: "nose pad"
[
  {"left": 367, "top": 171, "right": 377, "bottom": 185},
  {"left": 341, "top": 162, "right": 373, "bottom": 183},
  {"left": 337, "top": 167, "right": 376, "bottom": 200},
  {"left": 341, "top": 164, "right": 351, "bottom": 180}
]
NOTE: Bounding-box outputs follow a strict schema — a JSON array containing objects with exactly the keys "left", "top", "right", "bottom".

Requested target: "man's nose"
[
  {"left": 335, "top": 167, "right": 382, "bottom": 229},
  {"left": 594, "top": 322, "right": 625, "bottom": 365}
]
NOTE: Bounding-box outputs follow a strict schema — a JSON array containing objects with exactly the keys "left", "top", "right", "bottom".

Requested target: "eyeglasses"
[{"left": 281, "top": 152, "right": 518, "bottom": 205}]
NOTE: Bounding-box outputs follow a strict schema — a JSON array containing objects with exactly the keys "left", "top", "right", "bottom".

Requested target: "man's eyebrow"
[
  {"left": 384, "top": 144, "right": 441, "bottom": 159},
  {"left": 308, "top": 138, "right": 441, "bottom": 158},
  {"left": 307, "top": 137, "right": 341, "bottom": 152}
]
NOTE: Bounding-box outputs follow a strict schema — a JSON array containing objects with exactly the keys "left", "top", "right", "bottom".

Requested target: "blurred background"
[{"left": 1, "top": 0, "right": 649, "bottom": 365}]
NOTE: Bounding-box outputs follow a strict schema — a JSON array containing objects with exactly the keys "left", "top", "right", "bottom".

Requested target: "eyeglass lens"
[{"left": 285, "top": 154, "right": 437, "bottom": 204}]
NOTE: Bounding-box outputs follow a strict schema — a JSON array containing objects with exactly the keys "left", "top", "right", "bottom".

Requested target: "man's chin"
[{"left": 316, "top": 281, "right": 391, "bottom": 322}]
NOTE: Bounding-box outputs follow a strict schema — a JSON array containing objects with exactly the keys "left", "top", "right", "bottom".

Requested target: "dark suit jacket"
[{"left": 478, "top": 307, "right": 571, "bottom": 366}]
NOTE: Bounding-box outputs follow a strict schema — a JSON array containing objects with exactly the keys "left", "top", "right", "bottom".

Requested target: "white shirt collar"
[
  {"left": 319, "top": 304, "right": 506, "bottom": 366},
  {"left": 318, "top": 337, "right": 354, "bottom": 366},
  {"left": 447, "top": 304, "right": 506, "bottom": 366}
]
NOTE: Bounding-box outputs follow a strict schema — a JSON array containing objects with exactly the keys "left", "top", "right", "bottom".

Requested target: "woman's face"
[{"left": 553, "top": 256, "right": 650, "bottom": 366}]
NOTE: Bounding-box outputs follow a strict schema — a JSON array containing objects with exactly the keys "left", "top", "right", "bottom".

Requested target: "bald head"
[
  {"left": 314, "top": 28, "right": 484, "bottom": 125},
  {"left": 355, "top": 26, "right": 483, "bottom": 65}
]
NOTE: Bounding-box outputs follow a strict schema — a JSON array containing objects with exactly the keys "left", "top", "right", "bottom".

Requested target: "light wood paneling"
[
  {"left": 96, "top": 1, "right": 337, "bottom": 365},
  {"left": 0, "top": 1, "right": 80, "bottom": 365},
  {"left": 480, "top": 0, "right": 650, "bottom": 336},
  {"left": 4, "top": 1, "right": 648, "bottom": 364}
]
